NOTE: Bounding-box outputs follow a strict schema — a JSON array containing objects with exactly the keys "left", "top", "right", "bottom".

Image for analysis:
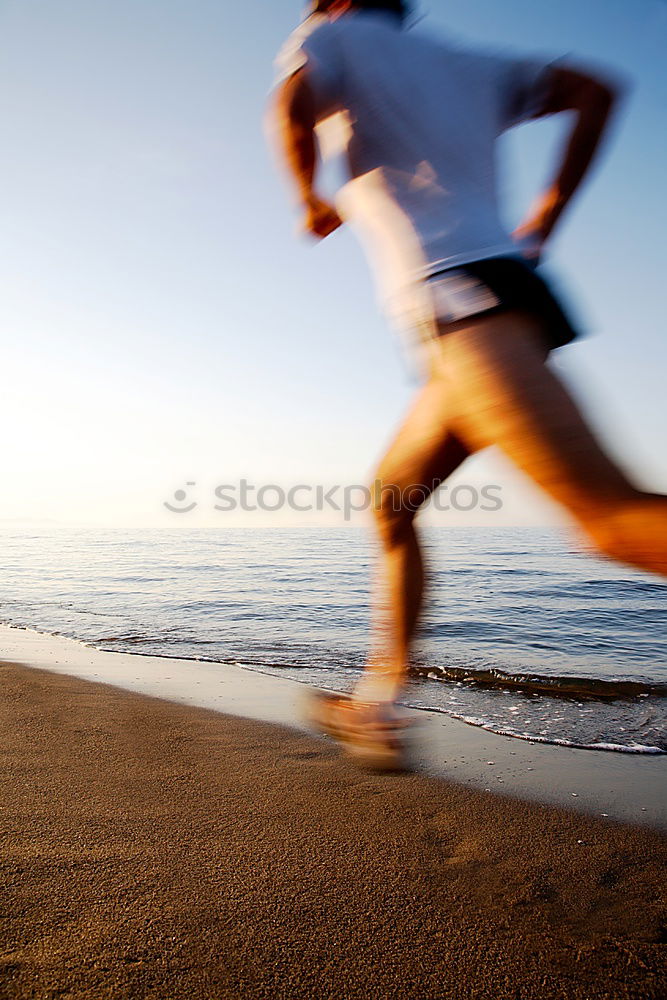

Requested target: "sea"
[{"left": 1, "top": 525, "right": 666, "bottom": 754}]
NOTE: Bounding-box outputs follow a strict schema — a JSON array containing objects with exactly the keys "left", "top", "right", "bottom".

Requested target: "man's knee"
[
  {"left": 576, "top": 489, "right": 644, "bottom": 560},
  {"left": 550, "top": 475, "right": 638, "bottom": 548},
  {"left": 580, "top": 491, "right": 663, "bottom": 567},
  {"left": 581, "top": 512, "right": 624, "bottom": 563},
  {"left": 371, "top": 475, "right": 429, "bottom": 545}
]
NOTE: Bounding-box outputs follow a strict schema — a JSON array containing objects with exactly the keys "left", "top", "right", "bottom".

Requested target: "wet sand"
[{"left": 2, "top": 662, "right": 666, "bottom": 999}]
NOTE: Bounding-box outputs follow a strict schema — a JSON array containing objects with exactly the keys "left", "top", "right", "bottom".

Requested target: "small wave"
[
  {"left": 410, "top": 663, "right": 667, "bottom": 701},
  {"left": 580, "top": 578, "right": 667, "bottom": 597}
]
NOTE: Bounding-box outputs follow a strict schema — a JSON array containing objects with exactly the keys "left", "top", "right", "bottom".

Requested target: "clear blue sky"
[{"left": 0, "top": 0, "right": 664, "bottom": 526}]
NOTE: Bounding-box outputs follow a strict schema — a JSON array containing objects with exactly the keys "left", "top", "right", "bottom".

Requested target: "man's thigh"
[
  {"left": 375, "top": 378, "right": 469, "bottom": 503},
  {"left": 433, "top": 309, "right": 632, "bottom": 516}
]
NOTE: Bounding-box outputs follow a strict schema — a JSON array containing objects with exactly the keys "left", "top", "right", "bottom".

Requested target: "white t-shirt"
[{"left": 274, "top": 11, "right": 554, "bottom": 316}]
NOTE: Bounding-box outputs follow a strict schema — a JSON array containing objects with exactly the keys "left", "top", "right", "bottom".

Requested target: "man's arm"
[
  {"left": 270, "top": 68, "right": 342, "bottom": 240},
  {"left": 514, "top": 65, "right": 626, "bottom": 257}
]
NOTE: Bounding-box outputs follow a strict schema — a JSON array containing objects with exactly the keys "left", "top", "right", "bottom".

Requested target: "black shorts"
[{"left": 425, "top": 256, "right": 580, "bottom": 351}]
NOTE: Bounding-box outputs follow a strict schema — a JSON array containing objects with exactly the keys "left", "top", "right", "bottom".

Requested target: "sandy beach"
[{"left": 2, "top": 648, "right": 666, "bottom": 998}]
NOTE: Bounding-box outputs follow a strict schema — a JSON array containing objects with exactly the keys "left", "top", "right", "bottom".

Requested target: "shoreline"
[{"left": 2, "top": 623, "right": 666, "bottom": 829}]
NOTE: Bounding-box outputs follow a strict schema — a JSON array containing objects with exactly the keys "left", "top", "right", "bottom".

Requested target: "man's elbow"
[
  {"left": 271, "top": 70, "right": 314, "bottom": 127},
  {"left": 267, "top": 83, "right": 292, "bottom": 130},
  {"left": 584, "top": 69, "right": 631, "bottom": 115},
  {"left": 551, "top": 64, "right": 631, "bottom": 117},
  {"left": 590, "top": 80, "right": 618, "bottom": 114}
]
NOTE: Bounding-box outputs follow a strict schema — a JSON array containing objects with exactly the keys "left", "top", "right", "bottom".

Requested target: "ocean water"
[{"left": 1, "top": 525, "right": 665, "bottom": 754}]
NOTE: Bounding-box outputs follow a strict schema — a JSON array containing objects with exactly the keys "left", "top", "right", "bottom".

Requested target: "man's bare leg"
[
  {"left": 437, "top": 310, "right": 667, "bottom": 575},
  {"left": 305, "top": 379, "right": 469, "bottom": 763},
  {"left": 353, "top": 380, "right": 469, "bottom": 707}
]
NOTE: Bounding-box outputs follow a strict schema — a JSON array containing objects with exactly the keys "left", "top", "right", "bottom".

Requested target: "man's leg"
[
  {"left": 437, "top": 309, "right": 667, "bottom": 575},
  {"left": 354, "top": 379, "right": 469, "bottom": 706}
]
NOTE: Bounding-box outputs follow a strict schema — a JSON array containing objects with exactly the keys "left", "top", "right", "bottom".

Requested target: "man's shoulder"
[
  {"left": 276, "top": 14, "right": 339, "bottom": 57},
  {"left": 274, "top": 14, "right": 340, "bottom": 83}
]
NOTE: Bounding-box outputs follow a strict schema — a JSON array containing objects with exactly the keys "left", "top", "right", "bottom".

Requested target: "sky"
[{"left": 0, "top": 0, "right": 665, "bottom": 529}]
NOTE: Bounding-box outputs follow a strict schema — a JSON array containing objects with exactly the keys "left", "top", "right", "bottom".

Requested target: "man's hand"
[
  {"left": 513, "top": 187, "right": 564, "bottom": 262},
  {"left": 302, "top": 194, "right": 343, "bottom": 239},
  {"left": 512, "top": 65, "right": 623, "bottom": 263}
]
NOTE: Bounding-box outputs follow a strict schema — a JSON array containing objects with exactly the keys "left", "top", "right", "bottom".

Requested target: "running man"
[{"left": 269, "top": 0, "right": 667, "bottom": 767}]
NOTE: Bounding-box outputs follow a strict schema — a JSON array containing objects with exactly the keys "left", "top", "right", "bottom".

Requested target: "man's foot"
[{"left": 304, "top": 689, "right": 413, "bottom": 772}]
